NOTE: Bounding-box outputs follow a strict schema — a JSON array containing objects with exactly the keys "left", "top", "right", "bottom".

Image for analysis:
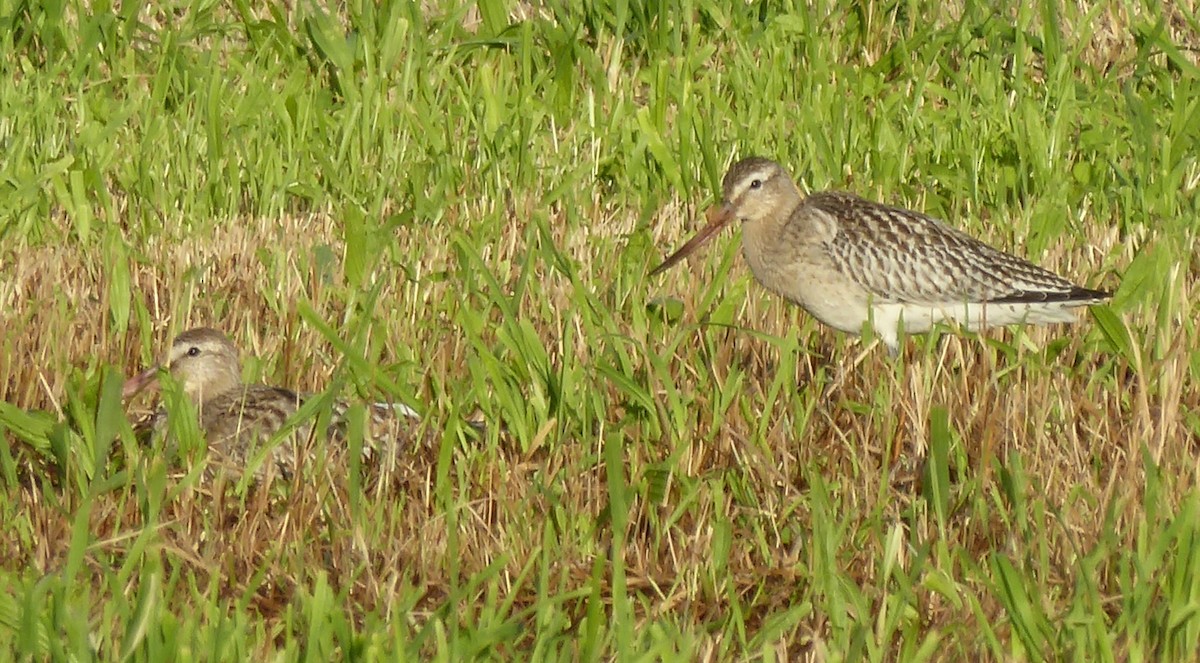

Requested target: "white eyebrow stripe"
[{"left": 730, "top": 166, "right": 779, "bottom": 201}]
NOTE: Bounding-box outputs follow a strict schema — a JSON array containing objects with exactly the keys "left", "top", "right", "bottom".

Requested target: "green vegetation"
[{"left": 1, "top": 0, "right": 1197, "bottom": 659}]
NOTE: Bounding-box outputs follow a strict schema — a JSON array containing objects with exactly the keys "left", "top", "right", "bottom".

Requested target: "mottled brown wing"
[
  {"left": 200, "top": 385, "right": 303, "bottom": 476},
  {"left": 808, "top": 192, "right": 1097, "bottom": 304},
  {"left": 325, "top": 399, "right": 428, "bottom": 462},
  {"left": 201, "top": 386, "right": 300, "bottom": 441}
]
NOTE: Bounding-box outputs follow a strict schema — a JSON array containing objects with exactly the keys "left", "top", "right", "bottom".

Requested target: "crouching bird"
[{"left": 122, "top": 327, "right": 442, "bottom": 479}]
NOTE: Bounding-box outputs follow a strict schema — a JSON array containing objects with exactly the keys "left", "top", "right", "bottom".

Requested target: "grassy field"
[{"left": 1, "top": 0, "right": 1197, "bottom": 659}]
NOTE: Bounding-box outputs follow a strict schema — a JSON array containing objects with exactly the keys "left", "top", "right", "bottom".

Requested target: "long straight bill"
[{"left": 648, "top": 204, "right": 736, "bottom": 276}]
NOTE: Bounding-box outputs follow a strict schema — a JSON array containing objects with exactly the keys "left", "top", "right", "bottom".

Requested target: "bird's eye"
[
  {"left": 186, "top": 346, "right": 200, "bottom": 357},
  {"left": 749, "top": 179, "right": 763, "bottom": 190}
]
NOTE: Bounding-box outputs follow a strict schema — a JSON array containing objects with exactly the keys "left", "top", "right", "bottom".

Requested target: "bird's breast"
[{"left": 740, "top": 235, "right": 876, "bottom": 335}]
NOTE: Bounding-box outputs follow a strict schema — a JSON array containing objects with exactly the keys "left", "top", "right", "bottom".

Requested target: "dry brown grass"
[
  {"left": 3, "top": 180, "right": 1194, "bottom": 657},
  {"left": 3, "top": 1, "right": 1199, "bottom": 657}
]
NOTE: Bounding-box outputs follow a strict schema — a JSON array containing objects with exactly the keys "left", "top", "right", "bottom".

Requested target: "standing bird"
[
  {"left": 122, "top": 327, "right": 426, "bottom": 478},
  {"left": 651, "top": 157, "right": 1111, "bottom": 352}
]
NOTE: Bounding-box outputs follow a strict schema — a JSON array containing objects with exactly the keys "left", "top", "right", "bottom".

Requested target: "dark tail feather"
[{"left": 993, "top": 285, "right": 1111, "bottom": 305}]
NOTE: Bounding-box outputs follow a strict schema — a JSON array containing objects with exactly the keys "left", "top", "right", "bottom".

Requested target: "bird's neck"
[
  {"left": 742, "top": 192, "right": 803, "bottom": 262},
  {"left": 187, "top": 370, "right": 241, "bottom": 405}
]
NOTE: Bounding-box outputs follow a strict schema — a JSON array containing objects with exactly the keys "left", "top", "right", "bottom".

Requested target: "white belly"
[{"left": 872, "top": 300, "right": 1083, "bottom": 335}]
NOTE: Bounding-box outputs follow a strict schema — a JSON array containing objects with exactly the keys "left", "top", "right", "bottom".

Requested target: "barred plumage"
[
  {"left": 123, "top": 327, "right": 427, "bottom": 478},
  {"left": 651, "top": 157, "right": 1111, "bottom": 351}
]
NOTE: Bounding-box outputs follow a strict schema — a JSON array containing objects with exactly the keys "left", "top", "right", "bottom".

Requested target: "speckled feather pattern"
[
  {"left": 804, "top": 192, "right": 1108, "bottom": 305},
  {"left": 129, "top": 328, "right": 427, "bottom": 479},
  {"left": 659, "top": 157, "right": 1112, "bottom": 351}
]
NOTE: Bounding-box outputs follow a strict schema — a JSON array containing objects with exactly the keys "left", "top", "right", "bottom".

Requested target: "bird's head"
[
  {"left": 650, "top": 157, "right": 800, "bottom": 276},
  {"left": 123, "top": 327, "right": 242, "bottom": 403}
]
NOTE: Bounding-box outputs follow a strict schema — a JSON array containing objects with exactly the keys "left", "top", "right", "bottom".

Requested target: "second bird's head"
[{"left": 122, "top": 327, "right": 242, "bottom": 403}]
